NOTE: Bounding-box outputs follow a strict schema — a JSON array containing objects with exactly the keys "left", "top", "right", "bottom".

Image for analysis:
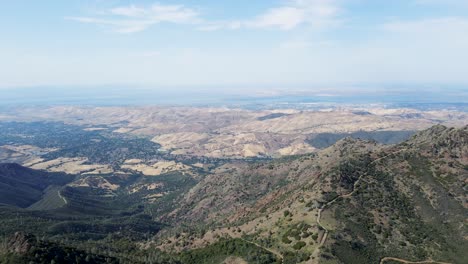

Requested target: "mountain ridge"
[{"left": 155, "top": 124, "right": 467, "bottom": 264}]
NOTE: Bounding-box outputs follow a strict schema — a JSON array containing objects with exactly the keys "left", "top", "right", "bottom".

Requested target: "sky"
[{"left": 1, "top": 0, "right": 468, "bottom": 91}]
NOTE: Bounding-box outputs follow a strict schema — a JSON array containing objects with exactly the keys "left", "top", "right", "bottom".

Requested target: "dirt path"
[
  {"left": 311, "top": 150, "right": 402, "bottom": 261},
  {"left": 314, "top": 148, "right": 452, "bottom": 264},
  {"left": 58, "top": 189, "right": 67, "bottom": 205},
  {"left": 240, "top": 238, "right": 283, "bottom": 264},
  {"left": 379, "top": 257, "right": 452, "bottom": 264}
]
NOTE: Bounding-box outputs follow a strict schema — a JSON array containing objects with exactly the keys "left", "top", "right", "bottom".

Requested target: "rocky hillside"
[{"left": 157, "top": 125, "right": 468, "bottom": 264}]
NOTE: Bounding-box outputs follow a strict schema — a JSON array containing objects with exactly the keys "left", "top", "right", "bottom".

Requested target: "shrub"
[
  {"left": 282, "top": 235, "right": 292, "bottom": 244},
  {"left": 293, "top": 241, "right": 306, "bottom": 250}
]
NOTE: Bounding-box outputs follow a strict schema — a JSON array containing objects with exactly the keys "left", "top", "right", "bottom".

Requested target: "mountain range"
[{"left": 0, "top": 124, "right": 466, "bottom": 264}]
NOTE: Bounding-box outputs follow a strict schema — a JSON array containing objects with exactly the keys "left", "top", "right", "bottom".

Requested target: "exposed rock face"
[{"left": 7, "top": 232, "right": 34, "bottom": 254}]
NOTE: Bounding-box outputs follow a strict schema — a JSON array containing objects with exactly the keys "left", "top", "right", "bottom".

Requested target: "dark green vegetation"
[
  {"left": 323, "top": 126, "right": 468, "bottom": 264},
  {"left": 307, "top": 130, "right": 415, "bottom": 148},
  {"left": 1, "top": 232, "right": 278, "bottom": 264},
  {"left": 0, "top": 167, "right": 193, "bottom": 263},
  {"left": 0, "top": 232, "right": 118, "bottom": 264},
  {"left": 177, "top": 238, "right": 279, "bottom": 264},
  {"left": 0, "top": 122, "right": 164, "bottom": 165},
  {"left": 257, "top": 113, "right": 290, "bottom": 121}
]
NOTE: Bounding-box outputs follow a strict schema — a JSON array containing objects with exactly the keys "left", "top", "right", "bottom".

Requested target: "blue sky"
[{"left": 1, "top": 0, "right": 468, "bottom": 90}]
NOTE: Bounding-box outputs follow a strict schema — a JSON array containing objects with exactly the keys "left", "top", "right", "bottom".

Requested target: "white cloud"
[
  {"left": 68, "top": 3, "right": 200, "bottom": 33},
  {"left": 246, "top": 0, "right": 341, "bottom": 30},
  {"left": 70, "top": 1, "right": 341, "bottom": 33},
  {"left": 199, "top": 0, "right": 341, "bottom": 31},
  {"left": 66, "top": 17, "right": 154, "bottom": 33},
  {"left": 111, "top": 5, "right": 147, "bottom": 17}
]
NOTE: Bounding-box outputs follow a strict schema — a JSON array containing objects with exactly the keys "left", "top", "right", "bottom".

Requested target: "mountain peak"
[
  {"left": 402, "top": 124, "right": 467, "bottom": 164},
  {"left": 408, "top": 124, "right": 467, "bottom": 144},
  {"left": 324, "top": 135, "right": 380, "bottom": 156}
]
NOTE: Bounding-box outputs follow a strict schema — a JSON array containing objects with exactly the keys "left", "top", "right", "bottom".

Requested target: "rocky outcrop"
[{"left": 6, "top": 232, "right": 34, "bottom": 254}]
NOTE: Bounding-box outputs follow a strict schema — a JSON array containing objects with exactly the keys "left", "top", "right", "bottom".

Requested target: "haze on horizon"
[{"left": 1, "top": 0, "right": 468, "bottom": 90}]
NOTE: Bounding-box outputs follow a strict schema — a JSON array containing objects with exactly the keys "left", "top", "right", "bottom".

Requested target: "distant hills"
[{"left": 2, "top": 106, "right": 466, "bottom": 158}]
